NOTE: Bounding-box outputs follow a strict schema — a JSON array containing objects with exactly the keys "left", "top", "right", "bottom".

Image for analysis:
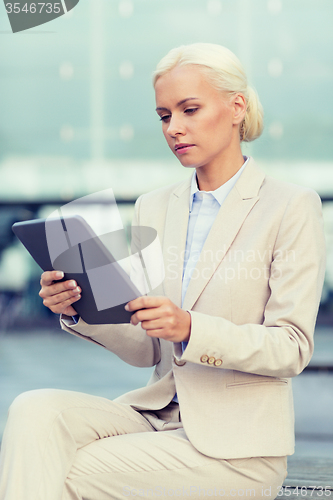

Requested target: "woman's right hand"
[{"left": 39, "top": 271, "right": 81, "bottom": 316}]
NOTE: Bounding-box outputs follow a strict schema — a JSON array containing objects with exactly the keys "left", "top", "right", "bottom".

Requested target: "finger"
[
  {"left": 43, "top": 294, "right": 81, "bottom": 313},
  {"left": 40, "top": 270, "right": 65, "bottom": 287},
  {"left": 48, "top": 281, "right": 80, "bottom": 298},
  {"left": 63, "top": 305, "right": 78, "bottom": 317},
  {"left": 130, "top": 306, "right": 163, "bottom": 325},
  {"left": 45, "top": 294, "right": 81, "bottom": 315},
  {"left": 125, "top": 296, "right": 166, "bottom": 312},
  {"left": 144, "top": 328, "right": 165, "bottom": 338},
  {"left": 139, "top": 318, "right": 164, "bottom": 330},
  {"left": 39, "top": 280, "right": 79, "bottom": 299},
  {"left": 42, "top": 287, "right": 81, "bottom": 306},
  {"left": 40, "top": 271, "right": 76, "bottom": 288}
]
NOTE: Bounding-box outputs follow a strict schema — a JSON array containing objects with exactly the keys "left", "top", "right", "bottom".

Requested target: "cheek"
[
  {"left": 211, "top": 102, "right": 233, "bottom": 128},
  {"left": 200, "top": 111, "right": 227, "bottom": 134},
  {"left": 214, "top": 115, "right": 233, "bottom": 140}
]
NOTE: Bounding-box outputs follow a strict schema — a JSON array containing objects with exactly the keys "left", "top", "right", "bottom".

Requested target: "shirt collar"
[{"left": 189, "top": 156, "right": 249, "bottom": 212}]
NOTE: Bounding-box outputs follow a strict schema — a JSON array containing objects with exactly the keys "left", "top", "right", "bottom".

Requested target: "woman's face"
[{"left": 154, "top": 65, "right": 245, "bottom": 173}]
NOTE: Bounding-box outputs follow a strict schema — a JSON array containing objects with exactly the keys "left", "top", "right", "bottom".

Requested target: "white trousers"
[{"left": 0, "top": 389, "right": 287, "bottom": 500}]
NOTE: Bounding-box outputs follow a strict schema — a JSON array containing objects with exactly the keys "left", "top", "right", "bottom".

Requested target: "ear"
[{"left": 232, "top": 93, "right": 246, "bottom": 125}]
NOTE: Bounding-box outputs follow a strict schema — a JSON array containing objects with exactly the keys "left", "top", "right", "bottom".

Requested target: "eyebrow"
[{"left": 155, "top": 97, "right": 199, "bottom": 112}]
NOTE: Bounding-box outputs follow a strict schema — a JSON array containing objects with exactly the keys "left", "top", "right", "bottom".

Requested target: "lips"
[
  {"left": 175, "top": 143, "right": 194, "bottom": 150},
  {"left": 174, "top": 143, "right": 195, "bottom": 153}
]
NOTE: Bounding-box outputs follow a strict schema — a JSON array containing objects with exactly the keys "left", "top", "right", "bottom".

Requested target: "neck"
[{"left": 195, "top": 150, "right": 246, "bottom": 192}]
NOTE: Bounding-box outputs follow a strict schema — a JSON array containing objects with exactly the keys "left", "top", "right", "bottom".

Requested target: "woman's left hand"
[{"left": 125, "top": 296, "right": 191, "bottom": 343}]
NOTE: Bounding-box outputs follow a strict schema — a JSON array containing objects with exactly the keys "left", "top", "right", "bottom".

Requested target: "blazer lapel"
[
  {"left": 162, "top": 177, "right": 192, "bottom": 308},
  {"left": 182, "top": 158, "right": 266, "bottom": 311}
]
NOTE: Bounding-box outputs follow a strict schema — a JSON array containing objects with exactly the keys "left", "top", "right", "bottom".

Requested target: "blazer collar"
[{"left": 162, "top": 157, "right": 266, "bottom": 310}]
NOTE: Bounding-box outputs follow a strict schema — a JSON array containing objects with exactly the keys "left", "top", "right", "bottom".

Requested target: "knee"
[
  {"left": 3, "top": 389, "right": 79, "bottom": 449},
  {"left": 8, "top": 389, "right": 62, "bottom": 421}
]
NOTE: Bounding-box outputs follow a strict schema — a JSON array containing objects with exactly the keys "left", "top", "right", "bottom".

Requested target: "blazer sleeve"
[
  {"left": 60, "top": 195, "right": 161, "bottom": 368},
  {"left": 179, "top": 188, "right": 326, "bottom": 378}
]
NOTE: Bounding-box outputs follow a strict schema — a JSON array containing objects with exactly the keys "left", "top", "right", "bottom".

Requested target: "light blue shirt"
[
  {"left": 181, "top": 158, "right": 249, "bottom": 309},
  {"left": 173, "top": 156, "right": 249, "bottom": 402}
]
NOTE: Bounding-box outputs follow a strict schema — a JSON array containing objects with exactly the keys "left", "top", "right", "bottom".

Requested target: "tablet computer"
[{"left": 12, "top": 215, "right": 142, "bottom": 324}]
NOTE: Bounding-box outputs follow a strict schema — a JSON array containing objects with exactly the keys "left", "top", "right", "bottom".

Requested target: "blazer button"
[
  {"left": 208, "top": 356, "right": 215, "bottom": 365},
  {"left": 173, "top": 356, "right": 186, "bottom": 366},
  {"left": 200, "top": 355, "right": 209, "bottom": 363},
  {"left": 214, "top": 359, "right": 223, "bottom": 367}
]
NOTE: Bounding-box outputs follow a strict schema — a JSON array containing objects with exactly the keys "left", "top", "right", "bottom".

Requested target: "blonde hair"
[{"left": 153, "top": 43, "right": 263, "bottom": 142}]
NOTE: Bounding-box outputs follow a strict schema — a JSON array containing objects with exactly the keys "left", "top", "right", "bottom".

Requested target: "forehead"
[{"left": 154, "top": 65, "right": 218, "bottom": 106}]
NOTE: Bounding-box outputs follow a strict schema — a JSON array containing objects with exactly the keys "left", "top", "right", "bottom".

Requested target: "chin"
[{"left": 177, "top": 158, "right": 198, "bottom": 169}]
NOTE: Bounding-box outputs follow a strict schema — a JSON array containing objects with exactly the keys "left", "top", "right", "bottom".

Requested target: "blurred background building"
[{"left": 0, "top": 0, "right": 332, "bottom": 456}]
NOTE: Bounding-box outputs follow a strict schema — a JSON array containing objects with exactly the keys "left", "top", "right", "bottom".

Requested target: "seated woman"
[{"left": 0, "top": 43, "right": 326, "bottom": 500}]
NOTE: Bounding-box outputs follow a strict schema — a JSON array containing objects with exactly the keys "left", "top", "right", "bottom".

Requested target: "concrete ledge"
[{"left": 279, "top": 457, "right": 333, "bottom": 499}]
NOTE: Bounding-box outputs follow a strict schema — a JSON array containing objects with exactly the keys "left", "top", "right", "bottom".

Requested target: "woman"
[{"left": 0, "top": 43, "right": 326, "bottom": 500}]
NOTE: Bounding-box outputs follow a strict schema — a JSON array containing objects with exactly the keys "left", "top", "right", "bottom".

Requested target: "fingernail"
[
  {"left": 56, "top": 271, "right": 64, "bottom": 279},
  {"left": 124, "top": 304, "right": 129, "bottom": 311}
]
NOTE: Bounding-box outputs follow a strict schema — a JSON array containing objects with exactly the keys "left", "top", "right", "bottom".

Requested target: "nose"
[{"left": 166, "top": 114, "right": 185, "bottom": 138}]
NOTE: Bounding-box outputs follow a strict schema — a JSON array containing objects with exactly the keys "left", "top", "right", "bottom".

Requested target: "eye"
[
  {"left": 159, "top": 114, "right": 171, "bottom": 123},
  {"left": 184, "top": 108, "right": 198, "bottom": 115}
]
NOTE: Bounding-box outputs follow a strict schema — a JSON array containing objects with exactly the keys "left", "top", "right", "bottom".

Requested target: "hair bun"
[{"left": 242, "top": 86, "right": 264, "bottom": 142}]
